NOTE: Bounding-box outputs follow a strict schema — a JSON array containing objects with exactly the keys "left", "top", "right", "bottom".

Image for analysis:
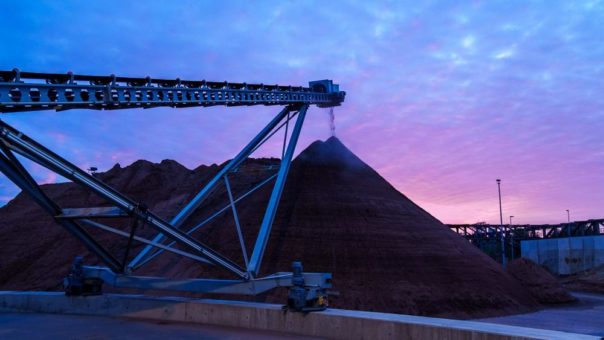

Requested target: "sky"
[{"left": 0, "top": 0, "right": 602, "bottom": 224}]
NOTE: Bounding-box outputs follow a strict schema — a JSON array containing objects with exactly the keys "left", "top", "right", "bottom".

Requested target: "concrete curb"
[{"left": 0, "top": 291, "right": 597, "bottom": 340}]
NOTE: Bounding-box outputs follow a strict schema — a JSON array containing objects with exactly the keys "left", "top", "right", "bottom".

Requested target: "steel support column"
[
  {"left": 248, "top": 104, "right": 308, "bottom": 276},
  {"left": 225, "top": 174, "right": 249, "bottom": 267}
]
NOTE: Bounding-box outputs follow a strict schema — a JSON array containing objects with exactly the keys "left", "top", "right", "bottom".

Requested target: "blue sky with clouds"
[{"left": 0, "top": 0, "right": 603, "bottom": 224}]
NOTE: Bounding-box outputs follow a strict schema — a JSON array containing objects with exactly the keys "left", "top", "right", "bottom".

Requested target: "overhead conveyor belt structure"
[
  {"left": 0, "top": 69, "right": 345, "bottom": 112},
  {"left": 0, "top": 69, "right": 345, "bottom": 312}
]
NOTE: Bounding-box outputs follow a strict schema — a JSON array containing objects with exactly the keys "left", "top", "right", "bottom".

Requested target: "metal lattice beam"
[
  {"left": 0, "top": 119, "right": 249, "bottom": 278},
  {"left": 0, "top": 69, "right": 345, "bottom": 112},
  {"left": 0, "top": 144, "right": 123, "bottom": 272},
  {"left": 127, "top": 105, "right": 302, "bottom": 273},
  {"left": 448, "top": 220, "right": 604, "bottom": 240}
]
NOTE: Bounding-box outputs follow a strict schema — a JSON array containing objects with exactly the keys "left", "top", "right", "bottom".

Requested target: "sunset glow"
[{"left": 0, "top": 0, "right": 602, "bottom": 224}]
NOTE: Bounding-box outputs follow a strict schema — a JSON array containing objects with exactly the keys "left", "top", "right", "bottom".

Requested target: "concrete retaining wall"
[
  {"left": 0, "top": 291, "right": 597, "bottom": 340},
  {"left": 521, "top": 235, "right": 604, "bottom": 275}
]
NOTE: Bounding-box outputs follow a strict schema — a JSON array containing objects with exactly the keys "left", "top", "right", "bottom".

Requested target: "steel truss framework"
[
  {"left": 449, "top": 220, "right": 604, "bottom": 240},
  {"left": 0, "top": 70, "right": 345, "bottom": 302},
  {"left": 0, "top": 69, "right": 344, "bottom": 112},
  {"left": 448, "top": 219, "right": 604, "bottom": 260}
]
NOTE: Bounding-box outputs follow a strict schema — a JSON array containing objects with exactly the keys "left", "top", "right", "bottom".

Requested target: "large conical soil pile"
[{"left": 0, "top": 137, "right": 540, "bottom": 318}]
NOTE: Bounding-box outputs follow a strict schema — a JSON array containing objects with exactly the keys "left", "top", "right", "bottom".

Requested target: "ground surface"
[
  {"left": 478, "top": 292, "right": 604, "bottom": 337},
  {"left": 0, "top": 312, "right": 317, "bottom": 340}
]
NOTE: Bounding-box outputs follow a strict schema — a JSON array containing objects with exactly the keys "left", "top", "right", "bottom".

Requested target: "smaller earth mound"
[
  {"left": 560, "top": 264, "right": 604, "bottom": 294},
  {"left": 506, "top": 258, "right": 576, "bottom": 304}
]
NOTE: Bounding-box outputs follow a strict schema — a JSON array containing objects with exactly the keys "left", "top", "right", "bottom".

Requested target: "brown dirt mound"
[
  {"left": 506, "top": 258, "right": 576, "bottom": 304},
  {"left": 560, "top": 264, "right": 604, "bottom": 294},
  {"left": 0, "top": 137, "right": 540, "bottom": 318}
]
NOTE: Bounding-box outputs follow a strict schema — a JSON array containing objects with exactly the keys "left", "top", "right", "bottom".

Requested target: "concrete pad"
[
  {"left": 0, "top": 312, "right": 314, "bottom": 339},
  {"left": 0, "top": 291, "right": 598, "bottom": 340}
]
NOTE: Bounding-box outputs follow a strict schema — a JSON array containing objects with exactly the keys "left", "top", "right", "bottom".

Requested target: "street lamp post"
[
  {"left": 566, "top": 209, "right": 571, "bottom": 237},
  {"left": 509, "top": 215, "right": 514, "bottom": 261},
  {"left": 497, "top": 179, "right": 506, "bottom": 267}
]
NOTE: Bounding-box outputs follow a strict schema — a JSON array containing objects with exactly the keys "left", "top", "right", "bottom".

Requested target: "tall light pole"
[
  {"left": 509, "top": 215, "right": 514, "bottom": 261},
  {"left": 497, "top": 179, "right": 506, "bottom": 267},
  {"left": 566, "top": 209, "right": 571, "bottom": 237}
]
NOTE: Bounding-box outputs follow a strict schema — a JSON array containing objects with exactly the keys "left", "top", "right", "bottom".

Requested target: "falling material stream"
[{"left": 329, "top": 107, "right": 336, "bottom": 137}]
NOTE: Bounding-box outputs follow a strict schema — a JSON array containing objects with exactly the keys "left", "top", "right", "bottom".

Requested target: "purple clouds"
[{"left": 0, "top": 0, "right": 602, "bottom": 224}]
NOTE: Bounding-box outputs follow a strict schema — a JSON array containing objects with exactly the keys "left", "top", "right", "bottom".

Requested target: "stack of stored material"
[
  {"left": 506, "top": 258, "right": 576, "bottom": 304},
  {"left": 0, "top": 137, "right": 541, "bottom": 318}
]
